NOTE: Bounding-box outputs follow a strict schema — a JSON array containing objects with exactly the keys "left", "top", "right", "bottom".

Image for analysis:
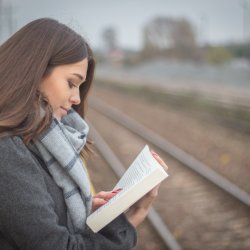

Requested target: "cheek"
[{"left": 40, "top": 79, "right": 65, "bottom": 107}]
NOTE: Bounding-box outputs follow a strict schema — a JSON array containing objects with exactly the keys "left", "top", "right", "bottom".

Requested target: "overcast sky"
[{"left": 2, "top": 0, "right": 250, "bottom": 49}]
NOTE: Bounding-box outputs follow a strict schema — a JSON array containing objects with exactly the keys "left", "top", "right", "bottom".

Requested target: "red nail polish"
[{"left": 113, "top": 188, "right": 122, "bottom": 192}]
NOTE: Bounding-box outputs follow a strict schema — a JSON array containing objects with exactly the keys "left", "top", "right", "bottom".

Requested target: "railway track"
[
  {"left": 88, "top": 122, "right": 182, "bottom": 250},
  {"left": 87, "top": 96, "right": 250, "bottom": 250}
]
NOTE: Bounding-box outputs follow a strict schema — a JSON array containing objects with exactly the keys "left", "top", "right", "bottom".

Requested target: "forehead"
[{"left": 55, "top": 58, "right": 88, "bottom": 75}]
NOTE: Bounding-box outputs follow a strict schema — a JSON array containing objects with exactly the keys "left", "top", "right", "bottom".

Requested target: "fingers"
[
  {"left": 144, "top": 185, "right": 160, "bottom": 202},
  {"left": 132, "top": 185, "right": 160, "bottom": 211},
  {"left": 151, "top": 150, "right": 168, "bottom": 170},
  {"left": 93, "top": 197, "right": 108, "bottom": 206},
  {"left": 127, "top": 185, "right": 160, "bottom": 227},
  {"left": 91, "top": 188, "right": 122, "bottom": 212},
  {"left": 93, "top": 188, "right": 122, "bottom": 200},
  {"left": 147, "top": 184, "right": 160, "bottom": 198}
]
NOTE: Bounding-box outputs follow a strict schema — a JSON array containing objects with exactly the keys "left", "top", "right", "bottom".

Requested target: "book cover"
[{"left": 86, "top": 145, "right": 168, "bottom": 232}]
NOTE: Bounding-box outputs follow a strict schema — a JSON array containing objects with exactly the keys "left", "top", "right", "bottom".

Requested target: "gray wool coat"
[{"left": 0, "top": 136, "right": 137, "bottom": 250}]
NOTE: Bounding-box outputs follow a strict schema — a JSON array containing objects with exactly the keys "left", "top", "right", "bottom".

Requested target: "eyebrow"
[{"left": 72, "top": 73, "right": 85, "bottom": 82}]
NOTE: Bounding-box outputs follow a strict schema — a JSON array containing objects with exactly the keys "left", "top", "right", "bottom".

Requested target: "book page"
[
  {"left": 86, "top": 145, "right": 168, "bottom": 232},
  {"left": 90, "top": 145, "right": 164, "bottom": 215},
  {"left": 114, "top": 145, "right": 163, "bottom": 189}
]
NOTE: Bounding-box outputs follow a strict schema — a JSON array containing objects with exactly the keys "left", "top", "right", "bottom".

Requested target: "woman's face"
[{"left": 39, "top": 58, "right": 88, "bottom": 120}]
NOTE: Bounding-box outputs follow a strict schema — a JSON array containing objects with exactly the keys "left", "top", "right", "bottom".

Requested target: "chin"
[{"left": 53, "top": 114, "right": 62, "bottom": 121}]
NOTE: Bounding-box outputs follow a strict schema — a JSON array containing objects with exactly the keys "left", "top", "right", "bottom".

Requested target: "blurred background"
[
  {"left": 1, "top": 0, "right": 250, "bottom": 111},
  {"left": 1, "top": 0, "right": 250, "bottom": 249}
]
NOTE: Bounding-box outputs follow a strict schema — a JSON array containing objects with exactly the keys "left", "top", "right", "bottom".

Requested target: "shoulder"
[
  {"left": 0, "top": 135, "right": 28, "bottom": 156},
  {"left": 0, "top": 135, "right": 41, "bottom": 175},
  {"left": 0, "top": 135, "right": 49, "bottom": 209}
]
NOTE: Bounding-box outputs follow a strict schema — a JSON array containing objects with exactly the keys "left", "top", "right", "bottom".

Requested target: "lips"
[{"left": 60, "top": 107, "right": 69, "bottom": 114}]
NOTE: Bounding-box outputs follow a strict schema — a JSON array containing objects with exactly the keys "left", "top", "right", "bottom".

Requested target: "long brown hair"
[{"left": 0, "top": 18, "right": 95, "bottom": 154}]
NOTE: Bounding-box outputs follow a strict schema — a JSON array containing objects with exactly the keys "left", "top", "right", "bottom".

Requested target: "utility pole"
[
  {"left": 7, "top": 3, "right": 14, "bottom": 36},
  {"left": 241, "top": 0, "right": 248, "bottom": 44},
  {"left": 240, "top": 0, "right": 250, "bottom": 59},
  {"left": 0, "top": 0, "right": 3, "bottom": 42},
  {"left": 0, "top": 0, "right": 15, "bottom": 44}
]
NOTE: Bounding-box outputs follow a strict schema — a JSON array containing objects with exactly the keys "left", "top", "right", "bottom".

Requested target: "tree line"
[{"left": 100, "top": 16, "right": 250, "bottom": 65}]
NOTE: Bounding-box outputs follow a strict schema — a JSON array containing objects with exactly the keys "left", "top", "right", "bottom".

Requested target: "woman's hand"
[
  {"left": 126, "top": 150, "right": 168, "bottom": 228},
  {"left": 92, "top": 189, "right": 122, "bottom": 212},
  {"left": 151, "top": 150, "right": 168, "bottom": 171},
  {"left": 126, "top": 184, "right": 160, "bottom": 227}
]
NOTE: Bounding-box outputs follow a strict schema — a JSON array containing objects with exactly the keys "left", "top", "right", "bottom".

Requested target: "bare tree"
[
  {"left": 143, "top": 17, "right": 175, "bottom": 50},
  {"left": 171, "top": 18, "right": 199, "bottom": 59},
  {"left": 142, "top": 16, "right": 200, "bottom": 60}
]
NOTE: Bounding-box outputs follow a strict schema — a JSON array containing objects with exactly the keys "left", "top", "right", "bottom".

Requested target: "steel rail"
[
  {"left": 88, "top": 120, "right": 182, "bottom": 250},
  {"left": 89, "top": 97, "right": 250, "bottom": 207}
]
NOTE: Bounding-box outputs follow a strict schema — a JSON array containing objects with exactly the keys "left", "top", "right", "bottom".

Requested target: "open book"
[{"left": 86, "top": 145, "right": 168, "bottom": 232}]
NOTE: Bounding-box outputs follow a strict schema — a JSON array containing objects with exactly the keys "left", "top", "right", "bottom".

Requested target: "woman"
[{"left": 0, "top": 18, "right": 166, "bottom": 250}]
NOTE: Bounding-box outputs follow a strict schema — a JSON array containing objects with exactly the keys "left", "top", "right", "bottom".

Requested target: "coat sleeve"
[{"left": 0, "top": 137, "right": 137, "bottom": 250}]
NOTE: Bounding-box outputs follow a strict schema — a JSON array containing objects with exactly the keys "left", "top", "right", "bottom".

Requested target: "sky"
[{"left": 1, "top": 0, "right": 250, "bottom": 50}]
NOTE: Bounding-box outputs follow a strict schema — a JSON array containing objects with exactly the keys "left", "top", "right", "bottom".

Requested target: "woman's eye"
[{"left": 68, "top": 80, "right": 75, "bottom": 89}]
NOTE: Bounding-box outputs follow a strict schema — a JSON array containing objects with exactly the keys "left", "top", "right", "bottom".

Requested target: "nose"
[{"left": 70, "top": 90, "right": 81, "bottom": 105}]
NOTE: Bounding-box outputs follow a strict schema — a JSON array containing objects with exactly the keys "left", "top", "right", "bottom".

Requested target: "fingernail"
[{"left": 112, "top": 188, "right": 122, "bottom": 193}]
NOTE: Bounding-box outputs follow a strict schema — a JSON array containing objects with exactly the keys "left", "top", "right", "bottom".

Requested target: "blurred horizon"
[
  {"left": 1, "top": 0, "right": 250, "bottom": 95},
  {"left": 0, "top": 0, "right": 250, "bottom": 50}
]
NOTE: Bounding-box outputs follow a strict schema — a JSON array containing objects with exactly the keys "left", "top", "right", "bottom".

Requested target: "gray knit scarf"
[{"left": 33, "top": 109, "right": 92, "bottom": 233}]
